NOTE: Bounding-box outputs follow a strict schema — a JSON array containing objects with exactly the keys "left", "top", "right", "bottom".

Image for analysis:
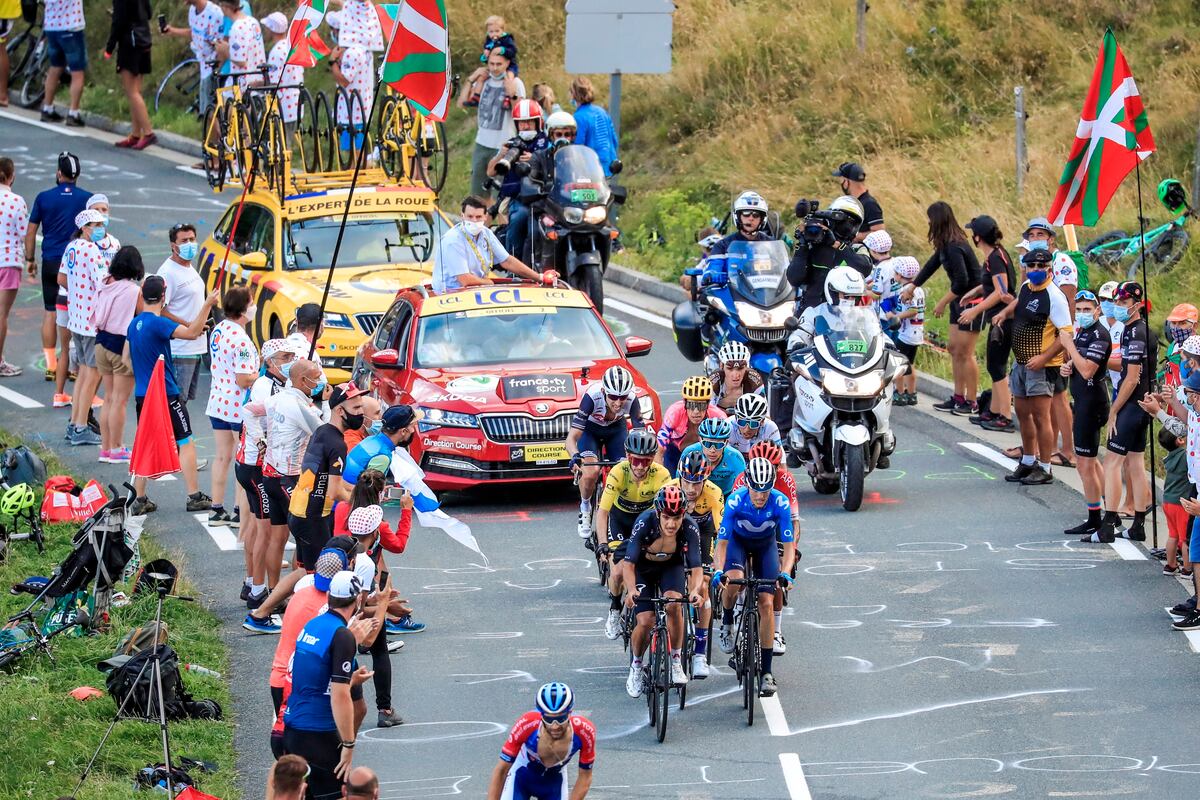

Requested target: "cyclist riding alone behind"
[
  {"left": 709, "top": 341, "right": 764, "bottom": 413},
  {"left": 488, "top": 682, "right": 595, "bottom": 800},
  {"left": 623, "top": 485, "right": 704, "bottom": 698},
  {"left": 713, "top": 457, "right": 796, "bottom": 698},
  {"left": 678, "top": 417, "right": 746, "bottom": 497},
  {"left": 664, "top": 449, "right": 725, "bottom": 679},
  {"left": 727, "top": 392, "right": 782, "bottom": 457},
  {"left": 567, "top": 365, "right": 646, "bottom": 539},
  {"left": 597, "top": 429, "right": 671, "bottom": 641},
  {"left": 657, "top": 376, "right": 727, "bottom": 475}
]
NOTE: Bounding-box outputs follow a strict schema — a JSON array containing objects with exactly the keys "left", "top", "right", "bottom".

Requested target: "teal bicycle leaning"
[{"left": 1083, "top": 179, "right": 1193, "bottom": 280}]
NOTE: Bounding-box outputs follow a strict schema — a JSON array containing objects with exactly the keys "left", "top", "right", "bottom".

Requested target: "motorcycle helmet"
[
  {"left": 601, "top": 365, "right": 634, "bottom": 397},
  {"left": 1159, "top": 178, "right": 1188, "bottom": 215},
  {"left": 827, "top": 195, "right": 865, "bottom": 242},
  {"left": 624, "top": 428, "right": 659, "bottom": 457},
  {"left": 697, "top": 417, "right": 732, "bottom": 442},
  {"left": 512, "top": 99, "right": 544, "bottom": 140},
  {"left": 744, "top": 457, "right": 777, "bottom": 491},
  {"left": 892, "top": 256, "right": 920, "bottom": 281},
  {"left": 733, "top": 191, "right": 769, "bottom": 217},
  {"left": 678, "top": 449, "right": 710, "bottom": 483},
  {"left": 824, "top": 265, "right": 869, "bottom": 306},
  {"left": 654, "top": 484, "right": 687, "bottom": 516},
  {"left": 681, "top": 375, "right": 714, "bottom": 402},
  {"left": 546, "top": 111, "right": 577, "bottom": 144},
  {"left": 535, "top": 682, "right": 573, "bottom": 717},
  {"left": 734, "top": 392, "right": 769, "bottom": 423},
  {"left": 748, "top": 441, "right": 784, "bottom": 466}
]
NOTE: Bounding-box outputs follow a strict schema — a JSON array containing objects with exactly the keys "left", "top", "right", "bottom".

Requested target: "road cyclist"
[
  {"left": 488, "top": 682, "right": 596, "bottom": 800},
  {"left": 727, "top": 392, "right": 782, "bottom": 456},
  {"left": 656, "top": 375, "right": 727, "bottom": 475}
]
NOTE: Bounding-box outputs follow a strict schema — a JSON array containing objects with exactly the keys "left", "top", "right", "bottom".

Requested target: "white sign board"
[{"left": 565, "top": 0, "right": 674, "bottom": 75}]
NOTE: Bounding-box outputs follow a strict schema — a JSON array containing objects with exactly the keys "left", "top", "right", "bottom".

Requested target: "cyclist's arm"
[
  {"left": 707, "top": 483, "right": 724, "bottom": 530},
  {"left": 565, "top": 426, "right": 583, "bottom": 457},
  {"left": 486, "top": 760, "right": 514, "bottom": 800},
  {"left": 569, "top": 768, "right": 593, "bottom": 800},
  {"left": 628, "top": 397, "right": 646, "bottom": 430}
]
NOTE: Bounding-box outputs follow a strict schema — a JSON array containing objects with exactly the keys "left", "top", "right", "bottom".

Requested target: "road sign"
[{"left": 564, "top": 0, "right": 675, "bottom": 75}]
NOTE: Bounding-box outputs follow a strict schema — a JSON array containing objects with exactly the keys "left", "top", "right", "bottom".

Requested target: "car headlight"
[
  {"left": 821, "top": 370, "right": 883, "bottom": 397},
  {"left": 417, "top": 406, "right": 479, "bottom": 429},
  {"left": 563, "top": 207, "right": 584, "bottom": 224},
  {"left": 583, "top": 206, "right": 607, "bottom": 225},
  {"left": 735, "top": 301, "right": 793, "bottom": 328},
  {"left": 637, "top": 395, "right": 654, "bottom": 421},
  {"left": 323, "top": 312, "right": 354, "bottom": 330}
]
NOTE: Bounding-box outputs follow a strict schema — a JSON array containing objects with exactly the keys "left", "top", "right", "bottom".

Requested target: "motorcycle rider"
[
  {"left": 789, "top": 265, "right": 874, "bottom": 349},
  {"left": 709, "top": 341, "right": 764, "bottom": 412},
  {"left": 787, "top": 196, "right": 872, "bottom": 311},
  {"left": 487, "top": 99, "right": 549, "bottom": 263},
  {"left": 700, "top": 192, "right": 774, "bottom": 286}
]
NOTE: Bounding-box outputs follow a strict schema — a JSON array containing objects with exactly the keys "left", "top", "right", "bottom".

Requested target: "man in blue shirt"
[
  {"left": 431, "top": 196, "right": 550, "bottom": 293},
  {"left": 342, "top": 404, "right": 422, "bottom": 486},
  {"left": 569, "top": 77, "right": 618, "bottom": 176},
  {"left": 126, "top": 275, "right": 219, "bottom": 515},
  {"left": 24, "top": 152, "right": 90, "bottom": 384}
]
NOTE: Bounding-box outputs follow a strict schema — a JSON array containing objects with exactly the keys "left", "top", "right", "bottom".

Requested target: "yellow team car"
[{"left": 197, "top": 171, "right": 446, "bottom": 382}]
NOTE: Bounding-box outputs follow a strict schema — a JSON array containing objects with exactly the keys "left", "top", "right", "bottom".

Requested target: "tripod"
[{"left": 74, "top": 573, "right": 187, "bottom": 797}]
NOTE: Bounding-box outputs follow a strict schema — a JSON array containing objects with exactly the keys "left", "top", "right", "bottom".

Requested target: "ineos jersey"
[{"left": 571, "top": 383, "right": 644, "bottom": 431}]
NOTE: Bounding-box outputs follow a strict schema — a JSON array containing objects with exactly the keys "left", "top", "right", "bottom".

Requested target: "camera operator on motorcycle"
[
  {"left": 787, "top": 196, "right": 873, "bottom": 312},
  {"left": 487, "top": 100, "right": 550, "bottom": 263}
]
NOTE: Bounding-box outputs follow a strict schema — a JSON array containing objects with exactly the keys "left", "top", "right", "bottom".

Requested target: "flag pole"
[{"left": 1136, "top": 160, "right": 1160, "bottom": 549}]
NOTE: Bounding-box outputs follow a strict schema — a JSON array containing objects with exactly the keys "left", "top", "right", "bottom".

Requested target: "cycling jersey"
[
  {"left": 709, "top": 370, "right": 764, "bottom": 412},
  {"left": 665, "top": 477, "right": 724, "bottom": 528},
  {"left": 570, "top": 383, "right": 644, "bottom": 433},
  {"left": 657, "top": 400, "right": 726, "bottom": 452},
  {"left": 627, "top": 509, "right": 702, "bottom": 569},
  {"left": 718, "top": 487, "right": 794, "bottom": 544},
  {"left": 283, "top": 610, "right": 356, "bottom": 732},
  {"left": 732, "top": 469, "right": 799, "bottom": 522},
  {"left": 342, "top": 432, "right": 401, "bottom": 486},
  {"left": 262, "top": 387, "right": 325, "bottom": 477},
  {"left": 499, "top": 711, "right": 595, "bottom": 800},
  {"left": 1011, "top": 278, "right": 1071, "bottom": 368},
  {"left": 598, "top": 460, "right": 671, "bottom": 514},
  {"left": 237, "top": 373, "right": 284, "bottom": 466},
  {"left": 727, "top": 418, "right": 783, "bottom": 455},
  {"left": 679, "top": 442, "right": 746, "bottom": 496}
]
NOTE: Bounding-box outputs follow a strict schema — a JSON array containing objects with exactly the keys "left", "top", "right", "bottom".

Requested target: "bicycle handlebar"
[{"left": 723, "top": 577, "right": 779, "bottom": 589}]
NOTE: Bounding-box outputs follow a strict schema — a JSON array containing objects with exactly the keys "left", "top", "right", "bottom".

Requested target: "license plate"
[
  {"left": 570, "top": 188, "right": 599, "bottom": 203},
  {"left": 523, "top": 444, "right": 568, "bottom": 462}
]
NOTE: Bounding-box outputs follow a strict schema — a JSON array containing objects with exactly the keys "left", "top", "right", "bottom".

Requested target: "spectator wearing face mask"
[
  {"left": 1059, "top": 290, "right": 1111, "bottom": 537},
  {"left": 1162, "top": 304, "right": 1198, "bottom": 390}
]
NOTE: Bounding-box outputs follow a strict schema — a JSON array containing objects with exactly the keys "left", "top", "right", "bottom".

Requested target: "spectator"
[
  {"left": 906, "top": 201, "right": 982, "bottom": 415},
  {"left": 92, "top": 245, "right": 145, "bottom": 463},
  {"left": 25, "top": 152, "right": 90, "bottom": 403},
  {"left": 863, "top": 230, "right": 897, "bottom": 312},
  {"left": 459, "top": 49, "right": 525, "bottom": 198},
  {"left": 163, "top": 0, "right": 224, "bottom": 114},
  {"left": 41, "top": 0, "right": 87, "bottom": 126},
  {"left": 342, "top": 404, "right": 422, "bottom": 486},
  {"left": 206, "top": 287, "right": 259, "bottom": 527},
  {"left": 334, "top": 0, "right": 384, "bottom": 54},
  {"left": 1059, "top": 290, "right": 1110, "bottom": 537},
  {"left": 831, "top": 162, "right": 884, "bottom": 242},
  {"left": 1153, "top": 423, "right": 1191, "bottom": 578},
  {"left": 432, "top": 196, "right": 545, "bottom": 293},
  {"left": 107, "top": 0, "right": 156, "bottom": 150},
  {"left": 1162, "top": 304, "right": 1198, "bottom": 390},
  {"left": 216, "top": 0, "right": 265, "bottom": 88},
  {"left": 266, "top": 754, "right": 309, "bottom": 800},
  {"left": 885, "top": 256, "right": 924, "bottom": 405},
  {"left": 463, "top": 15, "right": 518, "bottom": 104},
  {"left": 0, "top": 156, "right": 26, "bottom": 375},
  {"left": 329, "top": 24, "right": 373, "bottom": 154},
  {"left": 157, "top": 223, "right": 208, "bottom": 423},
  {"left": 261, "top": 12, "right": 304, "bottom": 136},
  {"left": 85, "top": 194, "right": 120, "bottom": 266},
  {"left": 127, "top": 275, "right": 218, "bottom": 515},
  {"left": 531, "top": 82, "right": 560, "bottom": 117},
  {"left": 343, "top": 767, "right": 380, "bottom": 800},
  {"left": 958, "top": 215, "right": 1016, "bottom": 431},
  {"left": 343, "top": 396, "right": 380, "bottom": 451},
  {"left": 60, "top": 209, "right": 107, "bottom": 446},
  {"left": 0, "top": 0, "right": 19, "bottom": 106},
  {"left": 570, "top": 77, "right": 618, "bottom": 175}
]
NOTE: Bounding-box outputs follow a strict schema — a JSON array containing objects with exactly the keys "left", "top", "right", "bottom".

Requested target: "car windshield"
[
  {"left": 285, "top": 213, "right": 446, "bottom": 270},
  {"left": 413, "top": 306, "right": 619, "bottom": 368}
]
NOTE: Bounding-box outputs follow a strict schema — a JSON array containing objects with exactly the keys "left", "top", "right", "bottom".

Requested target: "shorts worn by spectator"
[
  {"left": 0, "top": 157, "right": 27, "bottom": 375},
  {"left": 107, "top": 0, "right": 157, "bottom": 150},
  {"left": 42, "top": 0, "right": 87, "bottom": 123}
]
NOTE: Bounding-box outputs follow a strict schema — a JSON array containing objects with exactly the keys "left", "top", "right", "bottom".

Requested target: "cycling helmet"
[
  {"left": 697, "top": 417, "right": 732, "bottom": 441},
  {"left": 698, "top": 233, "right": 723, "bottom": 251},
  {"left": 678, "top": 449, "right": 710, "bottom": 483},
  {"left": 654, "top": 484, "right": 686, "bottom": 516},
  {"left": 546, "top": 111, "right": 577, "bottom": 132},
  {"left": 892, "top": 255, "right": 920, "bottom": 281},
  {"left": 0, "top": 483, "right": 35, "bottom": 516},
  {"left": 827, "top": 195, "right": 865, "bottom": 241},
  {"left": 744, "top": 457, "right": 776, "bottom": 491},
  {"left": 718, "top": 341, "right": 751, "bottom": 365},
  {"left": 681, "top": 375, "right": 714, "bottom": 402},
  {"left": 733, "top": 191, "right": 769, "bottom": 216},
  {"left": 624, "top": 428, "right": 659, "bottom": 457},
  {"left": 535, "top": 682, "right": 574, "bottom": 716},
  {"left": 824, "top": 265, "right": 868, "bottom": 306},
  {"left": 601, "top": 365, "right": 634, "bottom": 397},
  {"left": 734, "top": 392, "right": 769, "bottom": 423},
  {"left": 1159, "top": 178, "right": 1188, "bottom": 215},
  {"left": 748, "top": 441, "right": 784, "bottom": 466}
]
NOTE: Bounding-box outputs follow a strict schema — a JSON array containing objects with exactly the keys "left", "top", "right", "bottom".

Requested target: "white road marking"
[
  {"left": 778, "top": 753, "right": 813, "bottom": 800},
  {"left": 154, "top": 474, "right": 177, "bottom": 482},
  {"left": 175, "top": 165, "right": 208, "bottom": 178},
  {"left": 959, "top": 441, "right": 1017, "bottom": 471},
  {"left": 1109, "top": 538, "right": 1147, "bottom": 561},
  {"left": 606, "top": 297, "right": 672, "bottom": 329},
  {"left": 1163, "top": 608, "right": 1200, "bottom": 652},
  {"left": 193, "top": 513, "right": 291, "bottom": 551},
  {"left": 0, "top": 109, "right": 84, "bottom": 136},
  {"left": 760, "top": 693, "right": 790, "bottom": 736},
  {"left": 0, "top": 386, "right": 43, "bottom": 409}
]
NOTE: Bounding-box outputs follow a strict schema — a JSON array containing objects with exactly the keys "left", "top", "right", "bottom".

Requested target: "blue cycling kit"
[
  {"left": 679, "top": 442, "right": 746, "bottom": 496},
  {"left": 283, "top": 611, "right": 356, "bottom": 732},
  {"left": 718, "top": 487, "right": 794, "bottom": 591}
]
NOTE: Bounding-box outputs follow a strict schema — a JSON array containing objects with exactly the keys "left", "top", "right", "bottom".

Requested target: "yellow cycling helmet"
[
  {"left": 0, "top": 483, "right": 37, "bottom": 517},
  {"left": 681, "top": 375, "right": 713, "bottom": 402}
]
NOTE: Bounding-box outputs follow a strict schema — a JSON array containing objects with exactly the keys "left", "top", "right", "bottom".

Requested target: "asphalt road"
[{"left": 3, "top": 112, "right": 1199, "bottom": 799}]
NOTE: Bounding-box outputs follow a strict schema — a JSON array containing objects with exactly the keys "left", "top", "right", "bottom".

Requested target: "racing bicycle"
[
  {"left": 578, "top": 459, "right": 621, "bottom": 585},
  {"left": 154, "top": 57, "right": 202, "bottom": 115},
  {"left": 722, "top": 575, "right": 778, "bottom": 725},
  {"left": 640, "top": 595, "right": 692, "bottom": 743},
  {"left": 1083, "top": 179, "right": 1193, "bottom": 279},
  {"left": 374, "top": 87, "right": 449, "bottom": 192}
]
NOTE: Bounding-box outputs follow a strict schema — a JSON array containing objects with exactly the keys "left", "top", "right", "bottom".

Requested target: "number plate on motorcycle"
[
  {"left": 835, "top": 339, "right": 868, "bottom": 354},
  {"left": 570, "top": 188, "right": 600, "bottom": 203}
]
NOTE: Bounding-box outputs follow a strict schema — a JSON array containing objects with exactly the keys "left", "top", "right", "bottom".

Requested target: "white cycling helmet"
[
  {"left": 744, "top": 456, "right": 776, "bottom": 491},
  {"left": 734, "top": 392, "right": 769, "bottom": 423},
  {"left": 546, "top": 110, "right": 577, "bottom": 132},
  {"left": 698, "top": 233, "right": 723, "bottom": 251},
  {"left": 733, "top": 191, "right": 769, "bottom": 216},
  {"left": 601, "top": 365, "right": 634, "bottom": 397},
  {"left": 825, "top": 265, "right": 868, "bottom": 306},
  {"left": 718, "top": 341, "right": 751, "bottom": 365}
]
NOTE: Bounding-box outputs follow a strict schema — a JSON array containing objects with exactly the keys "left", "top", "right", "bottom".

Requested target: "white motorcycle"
[{"left": 786, "top": 306, "right": 906, "bottom": 511}]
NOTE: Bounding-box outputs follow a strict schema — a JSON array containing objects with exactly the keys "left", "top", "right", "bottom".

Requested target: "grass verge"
[{"left": 0, "top": 432, "right": 238, "bottom": 800}]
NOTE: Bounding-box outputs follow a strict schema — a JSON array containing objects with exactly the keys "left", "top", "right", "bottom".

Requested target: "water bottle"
[{"left": 183, "top": 663, "right": 222, "bottom": 679}]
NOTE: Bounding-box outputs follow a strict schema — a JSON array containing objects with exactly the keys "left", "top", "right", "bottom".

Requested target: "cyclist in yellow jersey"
[
  {"left": 668, "top": 449, "right": 724, "bottom": 678},
  {"left": 598, "top": 429, "right": 671, "bottom": 641}
]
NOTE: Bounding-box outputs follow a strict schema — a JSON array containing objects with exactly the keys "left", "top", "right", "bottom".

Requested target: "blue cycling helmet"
[
  {"left": 536, "top": 682, "right": 574, "bottom": 716},
  {"left": 697, "top": 417, "right": 732, "bottom": 441},
  {"left": 678, "top": 449, "right": 710, "bottom": 483}
]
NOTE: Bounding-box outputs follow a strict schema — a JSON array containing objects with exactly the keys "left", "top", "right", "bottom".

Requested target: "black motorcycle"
[{"left": 520, "top": 144, "right": 626, "bottom": 313}]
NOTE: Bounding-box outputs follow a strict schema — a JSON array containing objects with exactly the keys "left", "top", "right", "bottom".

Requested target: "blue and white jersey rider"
[
  {"left": 717, "top": 485, "right": 794, "bottom": 581},
  {"left": 570, "top": 378, "right": 645, "bottom": 460}
]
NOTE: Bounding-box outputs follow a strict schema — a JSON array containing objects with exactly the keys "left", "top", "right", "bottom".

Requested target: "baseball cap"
[
  {"left": 965, "top": 215, "right": 999, "bottom": 240},
  {"left": 295, "top": 303, "right": 323, "bottom": 331},
  {"left": 1023, "top": 217, "right": 1055, "bottom": 237},
  {"left": 1183, "top": 335, "right": 1200, "bottom": 357},
  {"left": 58, "top": 151, "right": 81, "bottom": 180},
  {"left": 142, "top": 275, "right": 167, "bottom": 302},
  {"left": 862, "top": 230, "right": 892, "bottom": 255},
  {"left": 891, "top": 256, "right": 920, "bottom": 281},
  {"left": 831, "top": 162, "right": 866, "bottom": 181},
  {"left": 1167, "top": 303, "right": 1198, "bottom": 323},
  {"left": 85, "top": 193, "right": 110, "bottom": 209},
  {"left": 312, "top": 549, "right": 349, "bottom": 592},
  {"left": 327, "top": 570, "right": 363, "bottom": 599},
  {"left": 1020, "top": 248, "right": 1053, "bottom": 266},
  {"left": 260, "top": 11, "right": 288, "bottom": 34},
  {"left": 381, "top": 403, "right": 421, "bottom": 431},
  {"left": 74, "top": 209, "right": 106, "bottom": 229},
  {"left": 1116, "top": 281, "right": 1144, "bottom": 302},
  {"left": 329, "top": 382, "right": 364, "bottom": 409},
  {"left": 348, "top": 505, "right": 384, "bottom": 537},
  {"left": 1184, "top": 370, "right": 1200, "bottom": 394},
  {"left": 1097, "top": 280, "right": 1120, "bottom": 300}
]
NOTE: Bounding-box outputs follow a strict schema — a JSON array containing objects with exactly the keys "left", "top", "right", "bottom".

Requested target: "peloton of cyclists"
[
  {"left": 678, "top": 417, "right": 747, "bottom": 498},
  {"left": 656, "top": 376, "right": 728, "bottom": 475}
]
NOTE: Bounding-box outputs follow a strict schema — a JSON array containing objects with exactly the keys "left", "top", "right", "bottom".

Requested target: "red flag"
[
  {"left": 286, "top": 30, "right": 331, "bottom": 68},
  {"left": 130, "top": 357, "right": 181, "bottom": 480}
]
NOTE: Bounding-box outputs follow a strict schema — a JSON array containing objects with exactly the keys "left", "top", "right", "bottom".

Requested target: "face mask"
[
  {"left": 518, "top": 129, "right": 537, "bottom": 141},
  {"left": 177, "top": 241, "right": 198, "bottom": 261},
  {"left": 342, "top": 411, "right": 365, "bottom": 430},
  {"left": 1075, "top": 312, "right": 1095, "bottom": 329},
  {"left": 1112, "top": 305, "right": 1131, "bottom": 323},
  {"left": 463, "top": 220, "right": 485, "bottom": 236},
  {"left": 1026, "top": 269, "right": 1047, "bottom": 285},
  {"left": 1181, "top": 360, "right": 1194, "bottom": 382},
  {"left": 311, "top": 378, "right": 327, "bottom": 398},
  {"left": 570, "top": 97, "right": 578, "bottom": 108},
  {"left": 279, "top": 360, "right": 295, "bottom": 380},
  {"left": 98, "top": 215, "right": 110, "bottom": 226},
  {"left": 1026, "top": 239, "right": 1050, "bottom": 252},
  {"left": 368, "top": 419, "right": 383, "bottom": 435},
  {"left": 244, "top": 305, "right": 257, "bottom": 324},
  {"left": 1171, "top": 327, "right": 1191, "bottom": 344},
  {"left": 89, "top": 226, "right": 106, "bottom": 243},
  {"left": 1100, "top": 300, "right": 1116, "bottom": 319}
]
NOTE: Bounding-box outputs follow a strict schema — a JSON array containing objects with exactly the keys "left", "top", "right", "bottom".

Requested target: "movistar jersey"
[{"left": 717, "top": 487, "right": 794, "bottom": 543}]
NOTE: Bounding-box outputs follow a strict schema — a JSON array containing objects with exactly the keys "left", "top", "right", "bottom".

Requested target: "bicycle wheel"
[
  {"left": 225, "top": 103, "right": 253, "bottom": 184},
  {"left": 645, "top": 652, "right": 658, "bottom": 727},
  {"left": 293, "top": 88, "right": 317, "bottom": 172},
  {"left": 5, "top": 28, "right": 38, "bottom": 83},
  {"left": 743, "top": 607, "right": 759, "bottom": 725},
  {"left": 1147, "top": 228, "right": 1190, "bottom": 275},
  {"left": 334, "top": 87, "right": 355, "bottom": 170},
  {"left": 313, "top": 91, "right": 336, "bottom": 172},
  {"left": 18, "top": 38, "right": 47, "bottom": 109},
  {"left": 414, "top": 119, "right": 449, "bottom": 194},
  {"left": 654, "top": 628, "right": 671, "bottom": 742},
  {"left": 154, "top": 58, "right": 200, "bottom": 114},
  {"left": 259, "top": 111, "right": 286, "bottom": 197},
  {"left": 349, "top": 90, "right": 373, "bottom": 167},
  {"left": 679, "top": 609, "right": 694, "bottom": 710},
  {"left": 376, "top": 95, "right": 402, "bottom": 179},
  {"left": 1082, "top": 230, "right": 1128, "bottom": 269},
  {"left": 201, "top": 105, "right": 226, "bottom": 190}
]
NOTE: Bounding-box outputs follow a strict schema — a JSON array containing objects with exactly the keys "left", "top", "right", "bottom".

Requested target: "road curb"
[
  {"left": 76, "top": 109, "right": 204, "bottom": 158},
  {"left": 605, "top": 262, "right": 688, "bottom": 305}
]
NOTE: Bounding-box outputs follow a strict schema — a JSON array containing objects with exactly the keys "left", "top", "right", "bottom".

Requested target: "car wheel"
[{"left": 270, "top": 317, "right": 284, "bottom": 340}]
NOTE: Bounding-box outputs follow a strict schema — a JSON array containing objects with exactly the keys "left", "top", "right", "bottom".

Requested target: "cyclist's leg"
[
  {"left": 661, "top": 564, "right": 687, "bottom": 658},
  {"left": 749, "top": 538, "right": 780, "bottom": 675},
  {"left": 720, "top": 535, "right": 748, "bottom": 617},
  {"left": 605, "top": 510, "right": 635, "bottom": 607},
  {"left": 576, "top": 428, "right": 602, "bottom": 503},
  {"left": 695, "top": 519, "right": 716, "bottom": 656},
  {"left": 630, "top": 565, "right": 659, "bottom": 660},
  {"left": 661, "top": 443, "right": 683, "bottom": 477}
]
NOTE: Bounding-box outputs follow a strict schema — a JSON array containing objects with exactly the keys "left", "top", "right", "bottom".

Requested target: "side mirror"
[
  {"left": 519, "top": 176, "right": 546, "bottom": 206},
  {"left": 240, "top": 251, "right": 268, "bottom": 269},
  {"left": 784, "top": 316, "right": 800, "bottom": 331},
  {"left": 610, "top": 185, "right": 628, "bottom": 205},
  {"left": 624, "top": 335, "right": 653, "bottom": 358},
  {"left": 609, "top": 160, "right": 623, "bottom": 175},
  {"left": 369, "top": 348, "right": 402, "bottom": 369}
]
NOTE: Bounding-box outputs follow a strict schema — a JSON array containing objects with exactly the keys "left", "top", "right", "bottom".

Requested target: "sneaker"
[
  {"left": 952, "top": 399, "right": 978, "bottom": 415},
  {"left": 67, "top": 425, "right": 101, "bottom": 446},
  {"left": 186, "top": 492, "right": 213, "bottom": 512},
  {"left": 670, "top": 656, "right": 688, "bottom": 686},
  {"left": 114, "top": 134, "right": 138, "bottom": 148},
  {"left": 980, "top": 416, "right": 1016, "bottom": 432},
  {"left": 1080, "top": 523, "right": 1116, "bottom": 544},
  {"left": 1020, "top": 466, "right": 1053, "bottom": 485},
  {"left": 377, "top": 708, "right": 403, "bottom": 728},
  {"left": 718, "top": 624, "right": 735, "bottom": 654},
  {"left": 1005, "top": 463, "right": 1035, "bottom": 482},
  {"left": 44, "top": 367, "right": 55, "bottom": 382},
  {"left": 52, "top": 393, "right": 71, "bottom": 408},
  {"left": 759, "top": 672, "right": 778, "bottom": 697},
  {"left": 41, "top": 108, "right": 64, "bottom": 122},
  {"left": 98, "top": 449, "right": 112, "bottom": 463},
  {"left": 242, "top": 613, "right": 282, "bottom": 634},
  {"left": 691, "top": 653, "right": 709, "bottom": 679},
  {"left": 969, "top": 410, "right": 995, "bottom": 426},
  {"left": 1063, "top": 519, "right": 1099, "bottom": 537},
  {"left": 208, "top": 508, "right": 233, "bottom": 526},
  {"left": 0, "top": 361, "right": 21, "bottom": 377},
  {"left": 905, "top": 392, "right": 919, "bottom": 405},
  {"left": 131, "top": 132, "right": 158, "bottom": 150},
  {"left": 106, "top": 447, "right": 132, "bottom": 463},
  {"left": 1164, "top": 564, "right": 1180, "bottom": 576},
  {"left": 577, "top": 510, "right": 591, "bottom": 539},
  {"left": 240, "top": 582, "right": 252, "bottom": 602},
  {"left": 773, "top": 629, "right": 787, "bottom": 655},
  {"left": 130, "top": 496, "right": 157, "bottom": 515},
  {"left": 626, "top": 664, "right": 644, "bottom": 698},
  {"left": 1171, "top": 597, "right": 1197, "bottom": 617},
  {"left": 1182, "top": 567, "right": 1194, "bottom": 577},
  {"left": 386, "top": 639, "right": 404, "bottom": 653},
  {"left": 876, "top": 454, "right": 890, "bottom": 469},
  {"left": 246, "top": 588, "right": 268, "bottom": 610},
  {"left": 932, "top": 396, "right": 958, "bottom": 412},
  {"left": 892, "top": 390, "right": 904, "bottom": 404},
  {"left": 1172, "top": 610, "right": 1200, "bottom": 631},
  {"left": 229, "top": 509, "right": 240, "bottom": 529},
  {"left": 1118, "top": 524, "right": 1146, "bottom": 542},
  {"left": 604, "top": 609, "right": 622, "bottom": 640},
  {"left": 386, "top": 615, "right": 426, "bottom": 634},
  {"left": 65, "top": 113, "right": 84, "bottom": 128}
]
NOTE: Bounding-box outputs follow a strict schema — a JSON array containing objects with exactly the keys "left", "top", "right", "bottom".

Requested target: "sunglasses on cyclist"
[
  {"left": 604, "top": 393, "right": 627, "bottom": 403},
  {"left": 627, "top": 455, "right": 654, "bottom": 468},
  {"left": 685, "top": 401, "right": 708, "bottom": 412},
  {"left": 700, "top": 439, "right": 725, "bottom": 450},
  {"left": 737, "top": 419, "right": 762, "bottom": 430},
  {"left": 724, "top": 361, "right": 748, "bottom": 370},
  {"left": 541, "top": 711, "right": 571, "bottom": 725}
]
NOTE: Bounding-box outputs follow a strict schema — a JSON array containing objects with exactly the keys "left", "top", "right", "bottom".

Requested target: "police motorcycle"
[{"left": 785, "top": 267, "right": 907, "bottom": 512}]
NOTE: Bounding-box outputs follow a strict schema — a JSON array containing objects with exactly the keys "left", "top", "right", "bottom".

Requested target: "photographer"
[
  {"left": 487, "top": 100, "right": 549, "bottom": 263},
  {"left": 786, "top": 196, "right": 872, "bottom": 311}
]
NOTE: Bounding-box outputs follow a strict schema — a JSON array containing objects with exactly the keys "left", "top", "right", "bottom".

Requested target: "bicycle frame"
[{"left": 1093, "top": 214, "right": 1189, "bottom": 258}]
